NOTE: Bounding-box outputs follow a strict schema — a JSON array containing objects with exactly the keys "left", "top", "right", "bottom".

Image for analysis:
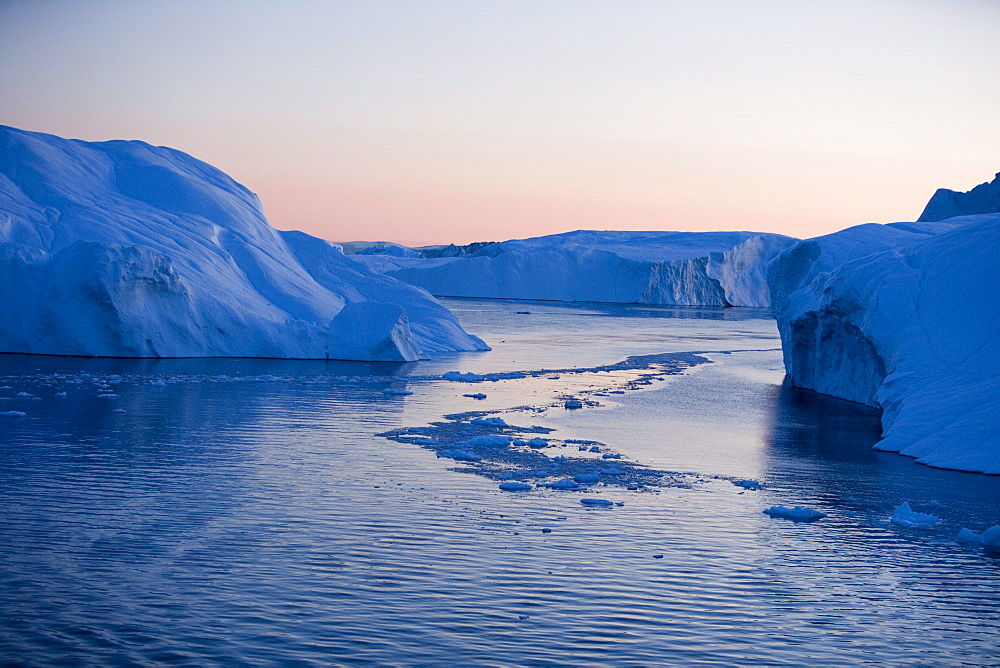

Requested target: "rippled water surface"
[{"left": 1, "top": 299, "right": 998, "bottom": 665}]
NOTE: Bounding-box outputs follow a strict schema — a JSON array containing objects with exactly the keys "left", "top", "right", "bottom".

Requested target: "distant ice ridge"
[
  {"left": 0, "top": 126, "right": 487, "bottom": 360},
  {"left": 768, "top": 172, "right": 1000, "bottom": 474},
  {"left": 349, "top": 230, "right": 798, "bottom": 307}
]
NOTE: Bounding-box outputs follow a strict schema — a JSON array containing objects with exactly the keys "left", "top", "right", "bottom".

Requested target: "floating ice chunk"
[
  {"left": 463, "top": 393, "right": 487, "bottom": 400},
  {"left": 890, "top": 502, "right": 941, "bottom": 528},
  {"left": 15, "top": 392, "right": 32, "bottom": 397},
  {"left": 564, "top": 399, "right": 583, "bottom": 409},
  {"left": 601, "top": 453, "right": 622, "bottom": 459},
  {"left": 734, "top": 480, "right": 762, "bottom": 490},
  {"left": 440, "top": 449, "right": 482, "bottom": 461},
  {"left": 382, "top": 388, "right": 413, "bottom": 396},
  {"left": 599, "top": 466, "right": 626, "bottom": 475},
  {"left": 443, "top": 371, "right": 485, "bottom": 382},
  {"left": 580, "top": 498, "right": 614, "bottom": 507},
  {"left": 112, "top": 408, "right": 126, "bottom": 413},
  {"left": 460, "top": 435, "right": 510, "bottom": 447},
  {"left": 97, "top": 393, "right": 118, "bottom": 399},
  {"left": 957, "top": 526, "right": 1000, "bottom": 547},
  {"left": 763, "top": 505, "right": 826, "bottom": 521},
  {"left": 55, "top": 392, "right": 67, "bottom": 397},
  {"left": 0, "top": 411, "right": 26, "bottom": 417},
  {"left": 573, "top": 473, "right": 600, "bottom": 484},
  {"left": 526, "top": 437, "right": 548, "bottom": 448},
  {"left": 546, "top": 479, "right": 581, "bottom": 490},
  {"left": 472, "top": 417, "right": 507, "bottom": 427},
  {"left": 499, "top": 482, "right": 532, "bottom": 492}
]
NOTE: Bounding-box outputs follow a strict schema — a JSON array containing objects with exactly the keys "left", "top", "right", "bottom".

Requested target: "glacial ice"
[
  {"left": 499, "top": 482, "right": 533, "bottom": 492},
  {"left": 0, "top": 126, "right": 487, "bottom": 360},
  {"left": 762, "top": 506, "right": 826, "bottom": 521},
  {"left": 890, "top": 502, "right": 941, "bottom": 528},
  {"left": 580, "top": 498, "right": 614, "bottom": 507},
  {"left": 768, "top": 175, "right": 1000, "bottom": 474},
  {"left": 351, "top": 230, "right": 797, "bottom": 307},
  {"left": 957, "top": 526, "right": 1000, "bottom": 548}
]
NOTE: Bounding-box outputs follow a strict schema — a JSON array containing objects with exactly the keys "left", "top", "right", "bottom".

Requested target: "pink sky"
[{"left": 2, "top": 1, "right": 998, "bottom": 245}]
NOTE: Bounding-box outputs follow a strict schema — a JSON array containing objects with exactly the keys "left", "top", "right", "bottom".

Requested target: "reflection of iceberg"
[
  {"left": 351, "top": 230, "right": 797, "bottom": 307},
  {"left": 0, "top": 126, "right": 486, "bottom": 360},
  {"left": 768, "top": 173, "right": 1000, "bottom": 473}
]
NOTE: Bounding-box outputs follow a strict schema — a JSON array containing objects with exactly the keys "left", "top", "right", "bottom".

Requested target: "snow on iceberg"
[
  {"left": 890, "top": 502, "right": 941, "bottom": 528},
  {"left": 351, "top": 230, "right": 797, "bottom": 307},
  {"left": 0, "top": 126, "right": 487, "bottom": 360},
  {"left": 768, "top": 175, "right": 1000, "bottom": 474},
  {"left": 917, "top": 172, "right": 1000, "bottom": 223}
]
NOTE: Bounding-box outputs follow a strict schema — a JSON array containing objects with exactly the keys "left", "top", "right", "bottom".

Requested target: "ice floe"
[
  {"left": 956, "top": 526, "right": 1000, "bottom": 549},
  {"left": 890, "top": 502, "right": 941, "bottom": 528},
  {"left": 499, "top": 482, "right": 533, "bottom": 492},
  {"left": 763, "top": 506, "right": 826, "bottom": 521}
]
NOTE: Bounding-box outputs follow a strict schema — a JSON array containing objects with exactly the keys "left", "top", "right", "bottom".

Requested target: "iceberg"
[
  {"left": 768, "top": 173, "right": 1000, "bottom": 473},
  {"left": 350, "top": 230, "right": 798, "bottom": 307},
  {"left": 0, "top": 126, "right": 487, "bottom": 360}
]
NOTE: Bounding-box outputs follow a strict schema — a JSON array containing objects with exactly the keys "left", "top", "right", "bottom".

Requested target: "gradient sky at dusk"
[{"left": 2, "top": 0, "right": 998, "bottom": 245}]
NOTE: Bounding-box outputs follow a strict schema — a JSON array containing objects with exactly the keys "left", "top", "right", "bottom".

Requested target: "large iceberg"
[
  {"left": 350, "top": 230, "right": 798, "bottom": 307},
  {"left": 768, "top": 173, "right": 1000, "bottom": 473},
  {"left": 0, "top": 126, "right": 487, "bottom": 360}
]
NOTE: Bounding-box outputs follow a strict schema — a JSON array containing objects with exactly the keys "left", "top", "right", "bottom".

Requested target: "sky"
[{"left": 1, "top": 1, "right": 998, "bottom": 246}]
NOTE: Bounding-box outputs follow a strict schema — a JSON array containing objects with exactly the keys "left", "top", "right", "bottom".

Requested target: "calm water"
[{"left": 1, "top": 299, "right": 998, "bottom": 666}]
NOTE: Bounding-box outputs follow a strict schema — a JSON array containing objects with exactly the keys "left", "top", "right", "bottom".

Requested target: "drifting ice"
[
  {"left": 956, "top": 526, "right": 1000, "bottom": 548},
  {"left": 763, "top": 506, "right": 826, "bottom": 521},
  {"left": 890, "top": 502, "right": 941, "bottom": 528}
]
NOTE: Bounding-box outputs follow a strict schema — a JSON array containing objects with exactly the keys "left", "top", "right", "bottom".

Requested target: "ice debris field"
[{"left": 2, "top": 345, "right": 998, "bottom": 554}]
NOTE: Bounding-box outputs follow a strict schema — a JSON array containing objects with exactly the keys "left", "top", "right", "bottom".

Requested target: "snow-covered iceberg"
[
  {"left": 350, "top": 230, "right": 798, "bottom": 307},
  {"left": 768, "top": 173, "right": 1000, "bottom": 473},
  {"left": 0, "top": 126, "right": 487, "bottom": 360}
]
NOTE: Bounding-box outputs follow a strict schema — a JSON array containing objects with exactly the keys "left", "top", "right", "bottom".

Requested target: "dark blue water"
[{"left": 1, "top": 299, "right": 998, "bottom": 665}]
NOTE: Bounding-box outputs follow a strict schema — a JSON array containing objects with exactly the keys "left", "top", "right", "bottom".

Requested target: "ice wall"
[
  {"left": 357, "top": 230, "right": 797, "bottom": 307},
  {"left": 769, "top": 205, "right": 1000, "bottom": 473},
  {"left": 0, "top": 126, "right": 487, "bottom": 360}
]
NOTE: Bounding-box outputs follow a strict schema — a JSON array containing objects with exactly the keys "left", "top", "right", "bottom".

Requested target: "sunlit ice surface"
[{"left": 0, "top": 298, "right": 997, "bottom": 665}]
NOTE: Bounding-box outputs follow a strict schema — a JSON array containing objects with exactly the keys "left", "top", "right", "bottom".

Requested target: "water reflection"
[
  {"left": 764, "top": 379, "right": 1000, "bottom": 529},
  {"left": 441, "top": 296, "right": 772, "bottom": 321}
]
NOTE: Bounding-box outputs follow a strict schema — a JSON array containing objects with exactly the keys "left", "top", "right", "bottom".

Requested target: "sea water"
[{"left": 1, "top": 299, "right": 997, "bottom": 665}]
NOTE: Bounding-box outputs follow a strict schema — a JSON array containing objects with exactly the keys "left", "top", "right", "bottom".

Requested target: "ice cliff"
[
  {"left": 769, "top": 177, "right": 1000, "bottom": 473},
  {"left": 351, "top": 230, "right": 798, "bottom": 307},
  {"left": 0, "top": 126, "right": 487, "bottom": 360}
]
